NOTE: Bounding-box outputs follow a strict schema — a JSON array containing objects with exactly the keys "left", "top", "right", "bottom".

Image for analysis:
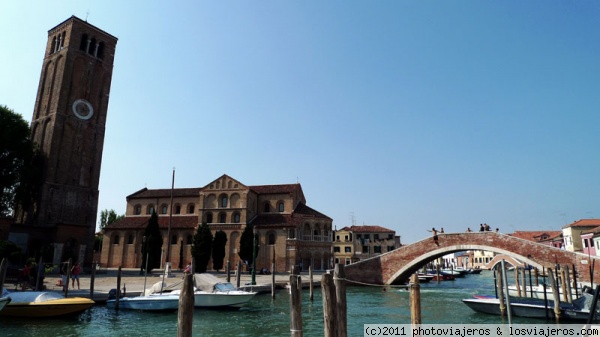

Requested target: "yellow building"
[
  {"left": 101, "top": 174, "right": 333, "bottom": 272},
  {"left": 333, "top": 225, "right": 401, "bottom": 265}
]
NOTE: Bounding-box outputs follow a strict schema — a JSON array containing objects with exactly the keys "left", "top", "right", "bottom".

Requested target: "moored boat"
[
  {"left": 1, "top": 290, "right": 94, "bottom": 318},
  {"left": 106, "top": 293, "right": 180, "bottom": 311},
  {"left": 169, "top": 273, "right": 256, "bottom": 309},
  {"left": 462, "top": 293, "right": 598, "bottom": 321},
  {"left": 0, "top": 295, "right": 11, "bottom": 312}
]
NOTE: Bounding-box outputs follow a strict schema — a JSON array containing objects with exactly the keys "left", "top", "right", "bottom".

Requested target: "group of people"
[
  {"left": 465, "top": 224, "right": 499, "bottom": 233},
  {"left": 56, "top": 261, "right": 81, "bottom": 290}
]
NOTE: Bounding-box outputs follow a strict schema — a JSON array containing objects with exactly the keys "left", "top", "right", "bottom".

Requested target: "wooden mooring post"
[
  {"left": 90, "top": 261, "right": 97, "bottom": 300},
  {"left": 289, "top": 265, "right": 303, "bottom": 337},
  {"left": 64, "top": 259, "right": 72, "bottom": 297},
  {"left": 560, "top": 268, "right": 569, "bottom": 303},
  {"left": 0, "top": 258, "right": 7, "bottom": 294},
  {"left": 547, "top": 268, "right": 560, "bottom": 321},
  {"left": 521, "top": 267, "right": 527, "bottom": 298},
  {"left": 271, "top": 261, "right": 276, "bottom": 299},
  {"left": 309, "top": 265, "right": 314, "bottom": 301},
  {"left": 495, "top": 266, "right": 506, "bottom": 316},
  {"left": 514, "top": 268, "right": 521, "bottom": 297},
  {"left": 226, "top": 260, "right": 231, "bottom": 283},
  {"left": 534, "top": 268, "right": 539, "bottom": 286},
  {"left": 115, "top": 266, "right": 122, "bottom": 310},
  {"left": 321, "top": 272, "right": 337, "bottom": 337},
  {"left": 410, "top": 273, "right": 421, "bottom": 325},
  {"left": 572, "top": 264, "right": 579, "bottom": 298},
  {"left": 334, "top": 264, "right": 347, "bottom": 337},
  {"left": 177, "top": 273, "right": 194, "bottom": 337},
  {"left": 236, "top": 261, "right": 242, "bottom": 288}
]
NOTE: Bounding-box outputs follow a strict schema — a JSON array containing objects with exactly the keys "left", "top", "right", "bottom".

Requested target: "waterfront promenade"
[{"left": 2, "top": 268, "right": 324, "bottom": 302}]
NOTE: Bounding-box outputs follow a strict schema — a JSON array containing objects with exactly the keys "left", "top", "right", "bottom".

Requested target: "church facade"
[{"left": 100, "top": 175, "right": 333, "bottom": 273}]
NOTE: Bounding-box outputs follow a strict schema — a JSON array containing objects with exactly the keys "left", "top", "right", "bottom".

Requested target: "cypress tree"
[
  {"left": 141, "top": 211, "right": 163, "bottom": 273},
  {"left": 239, "top": 224, "right": 259, "bottom": 269},
  {"left": 211, "top": 230, "right": 227, "bottom": 271},
  {"left": 192, "top": 222, "right": 213, "bottom": 273}
]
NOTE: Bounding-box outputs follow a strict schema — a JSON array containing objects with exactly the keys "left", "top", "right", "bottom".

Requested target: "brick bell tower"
[{"left": 24, "top": 16, "right": 117, "bottom": 266}]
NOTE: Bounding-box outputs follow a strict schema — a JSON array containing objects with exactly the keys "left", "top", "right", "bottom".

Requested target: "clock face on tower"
[{"left": 72, "top": 99, "right": 94, "bottom": 120}]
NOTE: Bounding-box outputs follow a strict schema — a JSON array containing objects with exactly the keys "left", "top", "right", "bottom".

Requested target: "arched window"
[
  {"left": 278, "top": 202, "right": 284, "bottom": 212},
  {"left": 264, "top": 202, "right": 270, "bottom": 213},
  {"left": 79, "top": 34, "right": 88, "bottom": 51},
  {"left": 161, "top": 204, "right": 168, "bottom": 214},
  {"left": 233, "top": 212, "right": 240, "bottom": 223},
  {"left": 219, "top": 213, "right": 226, "bottom": 223},
  {"left": 268, "top": 233, "right": 276, "bottom": 245},
  {"left": 175, "top": 205, "right": 181, "bottom": 214},
  {"left": 171, "top": 235, "right": 178, "bottom": 245},
  {"left": 112, "top": 235, "right": 120, "bottom": 245},
  {"left": 134, "top": 205, "right": 141, "bottom": 215},
  {"left": 97, "top": 41, "right": 105, "bottom": 59},
  {"left": 127, "top": 235, "right": 134, "bottom": 244},
  {"left": 147, "top": 205, "right": 155, "bottom": 215},
  {"left": 206, "top": 212, "right": 213, "bottom": 223},
  {"left": 186, "top": 235, "right": 193, "bottom": 244},
  {"left": 188, "top": 204, "right": 195, "bottom": 214},
  {"left": 220, "top": 195, "right": 228, "bottom": 208},
  {"left": 90, "top": 37, "right": 97, "bottom": 55}
]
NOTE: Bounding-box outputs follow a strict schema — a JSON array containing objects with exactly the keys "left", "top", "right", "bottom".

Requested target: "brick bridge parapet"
[{"left": 344, "top": 232, "right": 600, "bottom": 285}]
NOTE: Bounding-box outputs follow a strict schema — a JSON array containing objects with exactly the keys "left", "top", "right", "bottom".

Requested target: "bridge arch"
[{"left": 344, "top": 232, "right": 600, "bottom": 285}]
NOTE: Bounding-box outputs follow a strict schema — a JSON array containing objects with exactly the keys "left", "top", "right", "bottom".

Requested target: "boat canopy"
[{"left": 193, "top": 273, "right": 229, "bottom": 292}]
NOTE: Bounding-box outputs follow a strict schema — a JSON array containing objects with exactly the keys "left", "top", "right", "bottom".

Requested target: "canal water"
[{"left": 0, "top": 271, "right": 559, "bottom": 336}]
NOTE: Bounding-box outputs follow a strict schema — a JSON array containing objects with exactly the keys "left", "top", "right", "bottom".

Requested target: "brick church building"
[{"left": 100, "top": 174, "right": 333, "bottom": 273}]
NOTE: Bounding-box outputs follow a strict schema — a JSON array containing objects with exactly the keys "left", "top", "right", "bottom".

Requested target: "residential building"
[
  {"left": 581, "top": 226, "right": 600, "bottom": 257},
  {"left": 332, "top": 225, "right": 401, "bottom": 264},
  {"left": 101, "top": 174, "right": 333, "bottom": 272},
  {"left": 510, "top": 230, "right": 563, "bottom": 248},
  {"left": 562, "top": 219, "right": 600, "bottom": 252}
]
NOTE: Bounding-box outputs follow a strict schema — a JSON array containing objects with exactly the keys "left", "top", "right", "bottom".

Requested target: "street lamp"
[{"left": 251, "top": 226, "right": 257, "bottom": 285}]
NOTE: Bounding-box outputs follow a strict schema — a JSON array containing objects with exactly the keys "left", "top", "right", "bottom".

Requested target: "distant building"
[
  {"left": 562, "top": 219, "right": 600, "bottom": 252},
  {"left": 332, "top": 225, "right": 401, "bottom": 264},
  {"left": 581, "top": 226, "right": 600, "bottom": 257},
  {"left": 101, "top": 174, "right": 333, "bottom": 272},
  {"left": 509, "top": 230, "right": 563, "bottom": 248}
]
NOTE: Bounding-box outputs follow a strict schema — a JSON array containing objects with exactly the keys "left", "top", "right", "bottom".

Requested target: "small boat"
[
  {"left": 507, "top": 284, "right": 571, "bottom": 301},
  {"left": 462, "top": 294, "right": 598, "bottom": 321},
  {"left": 169, "top": 273, "right": 256, "bottom": 309},
  {"left": 0, "top": 295, "right": 11, "bottom": 312},
  {"left": 106, "top": 293, "right": 180, "bottom": 311},
  {"left": 417, "top": 273, "right": 433, "bottom": 283},
  {"left": 0, "top": 289, "right": 94, "bottom": 318}
]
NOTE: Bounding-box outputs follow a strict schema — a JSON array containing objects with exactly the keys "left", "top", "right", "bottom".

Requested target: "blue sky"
[{"left": 2, "top": 1, "right": 599, "bottom": 243}]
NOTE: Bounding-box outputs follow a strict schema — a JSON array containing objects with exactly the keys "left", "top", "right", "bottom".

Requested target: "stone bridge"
[{"left": 344, "top": 232, "right": 600, "bottom": 285}]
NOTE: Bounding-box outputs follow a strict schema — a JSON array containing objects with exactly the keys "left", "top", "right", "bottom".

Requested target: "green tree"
[
  {"left": 191, "top": 222, "right": 213, "bottom": 273},
  {"left": 0, "top": 239, "right": 22, "bottom": 263},
  {"left": 141, "top": 211, "right": 162, "bottom": 273},
  {"left": 0, "top": 105, "right": 39, "bottom": 217},
  {"left": 211, "top": 230, "right": 227, "bottom": 271},
  {"left": 238, "top": 224, "right": 259, "bottom": 269},
  {"left": 99, "top": 209, "right": 124, "bottom": 230}
]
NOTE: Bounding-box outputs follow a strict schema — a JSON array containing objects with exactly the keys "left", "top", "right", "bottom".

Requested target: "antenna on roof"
[{"left": 85, "top": 11, "right": 90, "bottom": 21}]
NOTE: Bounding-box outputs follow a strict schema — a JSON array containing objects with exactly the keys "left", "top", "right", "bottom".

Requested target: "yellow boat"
[{"left": 1, "top": 290, "right": 94, "bottom": 318}]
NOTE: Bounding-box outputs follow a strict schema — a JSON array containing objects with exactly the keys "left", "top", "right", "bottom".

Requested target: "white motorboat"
[
  {"left": 106, "top": 293, "right": 180, "bottom": 311},
  {"left": 462, "top": 294, "right": 597, "bottom": 321},
  {"left": 170, "top": 273, "right": 256, "bottom": 309},
  {"left": 507, "top": 284, "right": 572, "bottom": 301}
]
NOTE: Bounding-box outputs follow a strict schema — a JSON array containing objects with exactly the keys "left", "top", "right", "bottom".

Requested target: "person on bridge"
[
  {"left": 466, "top": 227, "right": 472, "bottom": 232},
  {"left": 427, "top": 228, "right": 439, "bottom": 245},
  {"left": 479, "top": 224, "right": 484, "bottom": 232}
]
